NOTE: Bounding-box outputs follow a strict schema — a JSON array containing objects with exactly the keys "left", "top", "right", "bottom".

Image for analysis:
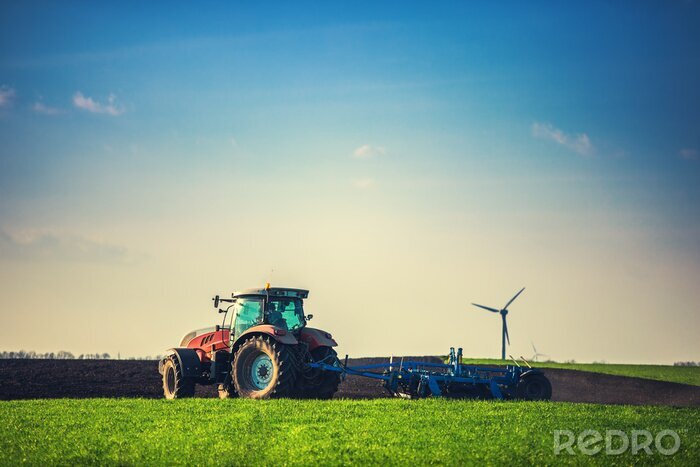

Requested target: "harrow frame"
[{"left": 309, "top": 347, "right": 546, "bottom": 399}]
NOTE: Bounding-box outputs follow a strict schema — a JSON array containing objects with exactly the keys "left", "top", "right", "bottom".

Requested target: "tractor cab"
[{"left": 222, "top": 287, "right": 311, "bottom": 341}]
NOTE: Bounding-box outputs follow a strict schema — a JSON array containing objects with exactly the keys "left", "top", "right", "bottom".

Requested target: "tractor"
[{"left": 158, "top": 286, "right": 340, "bottom": 399}]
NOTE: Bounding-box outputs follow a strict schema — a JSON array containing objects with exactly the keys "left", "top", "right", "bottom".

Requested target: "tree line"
[
  {"left": 0, "top": 350, "right": 162, "bottom": 360},
  {"left": 0, "top": 350, "right": 110, "bottom": 359}
]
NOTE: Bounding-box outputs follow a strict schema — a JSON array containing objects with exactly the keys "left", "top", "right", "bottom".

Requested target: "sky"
[{"left": 1, "top": 1, "right": 699, "bottom": 363}]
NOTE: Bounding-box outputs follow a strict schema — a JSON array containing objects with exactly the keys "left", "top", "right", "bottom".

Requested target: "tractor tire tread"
[
  {"left": 163, "top": 356, "right": 195, "bottom": 399},
  {"left": 232, "top": 335, "right": 298, "bottom": 399}
]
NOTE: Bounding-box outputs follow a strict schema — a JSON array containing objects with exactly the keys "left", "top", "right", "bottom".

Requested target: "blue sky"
[{"left": 1, "top": 2, "right": 699, "bottom": 362}]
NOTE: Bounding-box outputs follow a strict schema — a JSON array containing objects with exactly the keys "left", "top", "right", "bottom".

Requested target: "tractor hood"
[{"left": 179, "top": 326, "right": 217, "bottom": 347}]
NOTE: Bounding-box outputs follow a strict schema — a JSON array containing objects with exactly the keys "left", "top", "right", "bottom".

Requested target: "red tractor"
[{"left": 158, "top": 286, "right": 340, "bottom": 399}]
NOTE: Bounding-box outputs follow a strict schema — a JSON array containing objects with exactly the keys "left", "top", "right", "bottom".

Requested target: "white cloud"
[
  {"left": 679, "top": 148, "right": 698, "bottom": 161},
  {"left": 532, "top": 122, "right": 593, "bottom": 156},
  {"left": 0, "top": 85, "right": 16, "bottom": 108},
  {"left": 72, "top": 91, "right": 125, "bottom": 116},
  {"left": 352, "top": 177, "right": 375, "bottom": 189},
  {"left": 32, "top": 101, "right": 63, "bottom": 115},
  {"left": 0, "top": 229, "right": 132, "bottom": 263},
  {"left": 353, "top": 144, "right": 386, "bottom": 158}
]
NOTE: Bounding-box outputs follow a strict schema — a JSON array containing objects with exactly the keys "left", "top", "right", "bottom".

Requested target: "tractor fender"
[
  {"left": 159, "top": 348, "right": 203, "bottom": 378},
  {"left": 231, "top": 325, "right": 299, "bottom": 352},
  {"left": 298, "top": 327, "right": 338, "bottom": 351}
]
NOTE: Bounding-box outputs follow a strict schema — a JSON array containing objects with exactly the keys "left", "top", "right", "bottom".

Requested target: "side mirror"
[
  {"left": 218, "top": 308, "right": 227, "bottom": 314},
  {"left": 215, "top": 325, "right": 220, "bottom": 331},
  {"left": 306, "top": 314, "right": 313, "bottom": 321},
  {"left": 213, "top": 295, "right": 220, "bottom": 308}
]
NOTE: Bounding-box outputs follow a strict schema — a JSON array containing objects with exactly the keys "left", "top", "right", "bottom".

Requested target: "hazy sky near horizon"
[{"left": 1, "top": 1, "right": 699, "bottom": 363}]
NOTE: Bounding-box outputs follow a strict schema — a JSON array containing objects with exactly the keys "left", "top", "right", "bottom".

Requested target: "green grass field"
[
  {"left": 1, "top": 399, "right": 698, "bottom": 465},
  {"left": 453, "top": 358, "right": 700, "bottom": 386}
]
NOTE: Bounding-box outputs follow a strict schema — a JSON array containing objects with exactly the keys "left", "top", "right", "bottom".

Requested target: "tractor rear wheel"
[
  {"left": 162, "top": 357, "right": 195, "bottom": 399},
  {"left": 516, "top": 373, "right": 552, "bottom": 400},
  {"left": 304, "top": 347, "right": 341, "bottom": 399},
  {"left": 232, "top": 336, "right": 298, "bottom": 399}
]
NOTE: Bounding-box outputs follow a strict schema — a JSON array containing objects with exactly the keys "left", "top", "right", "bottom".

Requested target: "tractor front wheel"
[
  {"left": 162, "top": 357, "right": 195, "bottom": 399},
  {"left": 232, "top": 336, "right": 298, "bottom": 399},
  {"left": 516, "top": 373, "right": 552, "bottom": 401}
]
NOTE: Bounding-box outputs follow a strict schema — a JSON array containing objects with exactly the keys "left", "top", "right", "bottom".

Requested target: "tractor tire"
[
  {"left": 232, "top": 336, "right": 298, "bottom": 399},
  {"left": 162, "top": 357, "right": 195, "bottom": 399},
  {"left": 304, "top": 347, "right": 341, "bottom": 399},
  {"left": 516, "top": 373, "right": 552, "bottom": 401}
]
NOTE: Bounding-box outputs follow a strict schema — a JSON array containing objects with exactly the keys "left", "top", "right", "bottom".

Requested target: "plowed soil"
[{"left": 1, "top": 357, "right": 698, "bottom": 406}]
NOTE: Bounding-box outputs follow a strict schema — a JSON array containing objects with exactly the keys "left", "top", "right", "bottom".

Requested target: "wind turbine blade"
[
  {"left": 503, "top": 316, "right": 510, "bottom": 345},
  {"left": 531, "top": 341, "right": 537, "bottom": 353},
  {"left": 472, "top": 303, "right": 500, "bottom": 313},
  {"left": 503, "top": 287, "right": 525, "bottom": 310}
]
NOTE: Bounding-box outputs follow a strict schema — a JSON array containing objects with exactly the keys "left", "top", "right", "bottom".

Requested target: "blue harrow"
[{"left": 310, "top": 347, "right": 552, "bottom": 400}]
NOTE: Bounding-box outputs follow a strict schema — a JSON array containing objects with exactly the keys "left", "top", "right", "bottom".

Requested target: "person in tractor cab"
[
  {"left": 266, "top": 297, "right": 305, "bottom": 332},
  {"left": 266, "top": 300, "right": 287, "bottom": 330}
]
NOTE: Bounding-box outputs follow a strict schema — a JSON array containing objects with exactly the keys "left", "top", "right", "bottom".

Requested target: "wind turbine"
[
  {"left": 530, "top": 341, "right": 548, "bottom": 362},
  {"left": 472, "top": 288, "right": 525, "bottom": 360}
]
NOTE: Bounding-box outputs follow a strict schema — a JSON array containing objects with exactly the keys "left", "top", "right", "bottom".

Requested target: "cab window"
[
  {"left": 267, "top": 298, "right": 305, "bottom": 331},
  {"left": 233, "top": 298, "right": 263, "bottom": 340}
]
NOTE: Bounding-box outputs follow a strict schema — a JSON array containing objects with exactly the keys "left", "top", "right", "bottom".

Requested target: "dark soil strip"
[{"left": 1, "top": 358, "right": 698, "bottom": 406}]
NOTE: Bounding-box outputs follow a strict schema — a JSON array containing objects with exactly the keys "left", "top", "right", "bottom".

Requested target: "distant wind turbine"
[
  {"left": 471, "top": 288, "right": 525, "bottom": 360},
  {"left": 530, "top": 341, "right": 548, "bottom": 362}
]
